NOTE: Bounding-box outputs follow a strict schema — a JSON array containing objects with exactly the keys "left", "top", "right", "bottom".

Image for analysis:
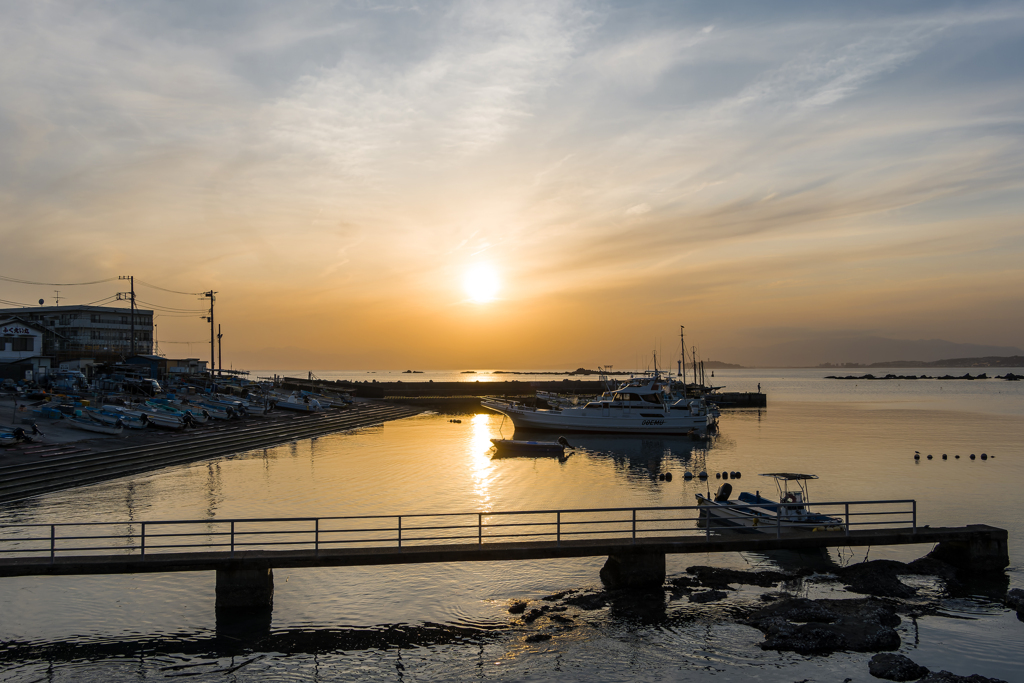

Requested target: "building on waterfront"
[
  {"left": 0, "top": 317, "right": 58, "bottom": 380},
  {"left": 0, "top": 305, "right": 153, "bottom": 363}
]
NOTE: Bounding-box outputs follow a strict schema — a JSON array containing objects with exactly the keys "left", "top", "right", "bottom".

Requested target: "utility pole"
[
  {"left": 202, "top": 291, "right": 216, "bottom": 376},
  {"left": 117, "top": 275, "right": 136, "bottom": 357},
  {"left": 217, "top": 324, "right": 223, "bottom": 376}
]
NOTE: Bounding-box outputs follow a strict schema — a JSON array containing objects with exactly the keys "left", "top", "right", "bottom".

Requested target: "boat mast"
[
  {"left": 692, "top": 345, "right": 698, "bottom": 395},
  {"left": 679, "top": 325, "right": 686, "bottom": 398}
]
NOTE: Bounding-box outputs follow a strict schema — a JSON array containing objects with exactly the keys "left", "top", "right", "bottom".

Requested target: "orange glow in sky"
[{"left": 1, "top": 3, "right": 1023, "bottom": 368}]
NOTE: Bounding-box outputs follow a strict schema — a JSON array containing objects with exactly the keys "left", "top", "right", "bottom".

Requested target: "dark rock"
[
  {"left": 686, "top": 565, "right": 808, "bottom": 589},
  {"left": 550, "top": 614, "right": 574, "bottom": 624},
  {"left": 689, "top": 590, "right": 728, "bottom": 604},
  {"left": 523, "top": 608, "right": 544, "bottom": 623},
  {"left": 746, "top": 597, "right": 901, "bottom": 654},
  {"left": 760, "top": 591, "right": 793, "bottom": 602},
  {"left": 508, "top": 600, "right": 528, "bottom": 614},
  {"left": 561, "top": 592, "right": 608, "bottom": 611},
  {"left": 917, "top": 671, "right": 1008, "bottom": 683},
  {"left": 524, "top": 633, "right": 552, "bottom": 643},
  {"left": 1005, "top": 587, "right": 1024, "bottom": 613},
  {"left": 838, "top": 560, "right": 918, "bottom": 598},
  {"left": 868, "top": 653, "right": 929, "bottom": 681},
  {"left": 541, "top": 590, "right": 571, "bottom": 601}
]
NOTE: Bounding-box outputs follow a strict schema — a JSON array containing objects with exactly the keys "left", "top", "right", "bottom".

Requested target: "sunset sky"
[{"left": 1, "top": 1, "right": 1023, "bottom": 369}]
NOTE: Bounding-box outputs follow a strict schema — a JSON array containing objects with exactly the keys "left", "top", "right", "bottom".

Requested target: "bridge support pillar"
[
  {"left": 600, "top": 551, "right": 666, "bottom": 589},
  {"left": 928, "top": 532, "right": 1009, "bottom": 574},
  {"left": 216, "top": 568, "right": 275, "bottom": 609}
]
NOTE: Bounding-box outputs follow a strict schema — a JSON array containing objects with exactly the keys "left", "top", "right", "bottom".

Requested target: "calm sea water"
[{"left": 1, "top": 368, "right": 1022, "bottom": 681}]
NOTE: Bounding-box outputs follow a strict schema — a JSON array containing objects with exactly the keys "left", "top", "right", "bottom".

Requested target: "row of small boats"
[{"left": 62, "top": 389, "right": 354, "bottom": 436}]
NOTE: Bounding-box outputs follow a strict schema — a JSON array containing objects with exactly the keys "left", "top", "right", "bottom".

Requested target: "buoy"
[
  {"left": 735, "top": 471, "right": 741, "bottom": 478},
  {"left": 942, "top": 454, "right": 947, "bottom": 460},
  {"left": 716, "top": 472, "right": 721, "bottom": 479},
  {"left": 659, "top": 473, "right": 665, "bottom": 481},
  {"left": 926, "top": 455, "right": 932, "bottom": 459},
  {"left": 722, "top": 471, "right": 728, "bottom": 479},
  {"left": 683, "top": 472, "right": 693, "bottom": 480},
  {"left": 914, "top": 454, "right": 920, "bottom": 460},
  {"left": 698, "top": 471, "right": 708, "bottom": 480},
  {"left": 980, "top": 454, "right": 987, "bottom": 460},
  {"left": 981, "top": 453, "right": 987, "bottom": 457},
  {"left": 665, "top": 472, "right": 673, "bottom": 482},
  {"left": 970, "top": 454, "right": 975, "bottom": 460},
  {"left": 955, "top": 455, "right": 960, "bottom": 459}
]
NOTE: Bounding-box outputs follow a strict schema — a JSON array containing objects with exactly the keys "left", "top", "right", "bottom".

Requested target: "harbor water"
[{"left": 1, "top": 368, "right": 1022, "bottom": 681}]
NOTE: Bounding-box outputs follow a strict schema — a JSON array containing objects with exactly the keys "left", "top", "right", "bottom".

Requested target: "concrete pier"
[
  {"left": 216, "top": 567, "right": 275, "bottom": 609},
  {"left": 599, "top": 551, "right": 666, "bottom": 589},
  {"left": 928, "top": 534, "right": 1010, "bottom": 573}
]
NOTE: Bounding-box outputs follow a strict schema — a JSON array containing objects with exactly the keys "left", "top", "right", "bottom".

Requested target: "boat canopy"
[{"left": 759, "top": 473, "right": 819, "bottom": 481}]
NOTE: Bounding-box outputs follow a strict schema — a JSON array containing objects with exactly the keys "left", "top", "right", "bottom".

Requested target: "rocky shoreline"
[{"left": 506, "top": 550, "right": 1020, "bottom": 682}]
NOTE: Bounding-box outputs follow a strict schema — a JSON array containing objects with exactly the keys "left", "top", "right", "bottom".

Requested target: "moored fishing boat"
[
  {"left": 490, "top": 436, "right": 572, "bottom": 459},
  {"left": 695, "top": 473, "right": 845, "bottom": 533}
]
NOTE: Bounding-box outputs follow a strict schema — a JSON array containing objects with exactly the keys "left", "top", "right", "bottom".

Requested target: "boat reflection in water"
[{"left": 509, "top": 427, "right": 715, "bottom": 481}]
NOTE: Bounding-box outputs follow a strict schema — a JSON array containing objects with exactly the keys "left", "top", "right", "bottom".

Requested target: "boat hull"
[
  {"left": 481, "top": 400, "right": 705, "bottom": 434},
  {"left": 695, "top": 496, "right": 844, "bottom": 533}
]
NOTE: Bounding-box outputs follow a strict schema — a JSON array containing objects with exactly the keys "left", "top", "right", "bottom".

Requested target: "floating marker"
[
  {"left": 927, "top": 455, "right": 932, "bottom": 459},
  {"left": 914, "top": 454, "right": 920, "bottom": 460},
  {"left": 683, "top": 472, "right": 693, "bottom": 480},
  {"left": 716, "top": 472, "right": 721, "bottom": 479},
  {"left": 970, "top": 454, "right": 976, "bottom": 460},
  {"left": 665, "top": 472, "right": 673, "bottom": 482},
  {"left": 942, "top": 454, "right": 947, "bottom": 460},
  {"left": 955, "top": 455, "right": 960, "bottom": 459},
  {"left": 980, "top": 454, "right": 987, "bottom": 460},
  {"left": 658, "top": 473, "right": 665, "bottom": 481},
  {"left": 698, "top": 471, "right": 708, "bottom": 480}
]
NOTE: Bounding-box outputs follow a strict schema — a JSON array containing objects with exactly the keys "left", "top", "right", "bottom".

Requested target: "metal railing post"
[
  {"left": 776, "top": 506, "right": 781, "bottom": 539},
  {"left": 315, "top": 518, "right": 320, "bottom": 557},
  {"left": 230, "top": 521, "right": 235, "bottom": 558},
  {"left": 141, "top": 523, "right": 146, "bottom": 558},
  {"left": 556, "top": 512, "right": 561, "bottom": 546},
  {"left": 50, "top": 525, "right": 55, "bottom": 565},
  {"left": 478, "top": 513, "right": 483, "bottom": 545},
  {"left": 705, "top": 505, "right": 710, "bottom": 538},
  {"left": 632, "top": 509, "right": 636, "bottom": 543},
  {"left": 398, "top": 516, "right": 402, "bottom": 549},
  {"left": 912, "top": 501, "right": 916, "bottom": 532},
  {"left": 845, "top": 504, "right": 850, "bottom": 537}
]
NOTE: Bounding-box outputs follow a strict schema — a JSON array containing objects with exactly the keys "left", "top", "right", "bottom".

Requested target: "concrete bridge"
[{"left": 0, "top": 502, "right": 1008, "bottom": 617}]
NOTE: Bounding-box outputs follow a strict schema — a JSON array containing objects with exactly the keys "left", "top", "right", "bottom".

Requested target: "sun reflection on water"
[{"left": 469, "top": 413, "right": 497, "bottom": 510}]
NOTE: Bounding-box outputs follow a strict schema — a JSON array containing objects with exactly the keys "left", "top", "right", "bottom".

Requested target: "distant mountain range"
[{"left": 718, "top": 336, "right": 1024, "bottom": 368}]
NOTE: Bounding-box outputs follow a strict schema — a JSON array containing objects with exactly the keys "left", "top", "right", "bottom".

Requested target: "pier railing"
[{"left": 0, "top": 500, "right": 915, "bottom": 562}]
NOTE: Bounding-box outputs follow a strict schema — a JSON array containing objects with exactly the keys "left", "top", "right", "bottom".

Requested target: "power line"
[
  {"left": 135, "top": 280, "right": 204, "bottom": 296},
  {"left": 0, "top": 298, "right": 33, "bottom": 307},
  {"left": 135, "top": 299, "right": 207, "bottom": 314},
  {"left": 0, "top": 275, "right": 117, "bottom": 286}
]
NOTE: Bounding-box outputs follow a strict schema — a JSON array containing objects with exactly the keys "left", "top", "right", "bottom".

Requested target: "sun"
[{"left": 463, "top": 264, "right": 500, "bottom": 303}]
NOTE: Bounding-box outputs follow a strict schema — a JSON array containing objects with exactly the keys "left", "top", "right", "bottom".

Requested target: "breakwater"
[
  {"left": 281, "top": 378, "right": 767, "bottom": 409},
  {"left": 0, "top": 402, "right": 422, "bottom": 504}
]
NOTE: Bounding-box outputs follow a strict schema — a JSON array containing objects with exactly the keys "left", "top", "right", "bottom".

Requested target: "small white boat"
[
  {"left": 490, "top": 436, "right": 571, "bottom": 459},
  {"left": 68, "top": 416, "right": 124, "bottom": 436},
  {"left": 92, "top": 407, "right": 148, "bottom": 429},
  {"left": 274, "top": 392, "right": 325, "bottom": 413},
  {"left": 695, "top": 473, "right": 845, "bottom": 533}
]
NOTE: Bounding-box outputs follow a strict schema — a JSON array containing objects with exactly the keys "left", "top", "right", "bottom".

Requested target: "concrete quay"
[
  {"left": 281, "top": 378, "right": 768, "bottom": 409},
  {"left": 0, "top": 401, "right": 422, "bottom": 504}
]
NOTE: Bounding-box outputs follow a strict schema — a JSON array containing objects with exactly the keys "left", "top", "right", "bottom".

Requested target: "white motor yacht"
[{"left": 481, "top": 373, "right": 715, "bottom": 434}]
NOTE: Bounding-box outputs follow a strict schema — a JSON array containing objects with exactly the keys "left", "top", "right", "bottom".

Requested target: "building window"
[
  {"left": 12, "top": 337, "right": 33, "bottom": 352},
  {"left": 91, "top": 314, "right": 102, "bottom": 323}
]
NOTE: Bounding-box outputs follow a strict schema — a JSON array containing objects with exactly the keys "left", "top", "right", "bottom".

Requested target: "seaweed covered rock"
[{"left": 745, "top": 597, "right": 901, "bottom": 654}]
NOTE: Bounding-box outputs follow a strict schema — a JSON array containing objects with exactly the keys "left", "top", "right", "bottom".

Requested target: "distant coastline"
[{"left": 817, "top": 355, "right": 1024, "bottom": 369}]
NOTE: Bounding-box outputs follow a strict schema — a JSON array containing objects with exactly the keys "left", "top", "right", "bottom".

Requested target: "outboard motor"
[
  {"left": 557, "top": 436, "right": 572, "bottom": 448},
  {"left": 714, "top": 482, "right": 733, "bottom": 502}
]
